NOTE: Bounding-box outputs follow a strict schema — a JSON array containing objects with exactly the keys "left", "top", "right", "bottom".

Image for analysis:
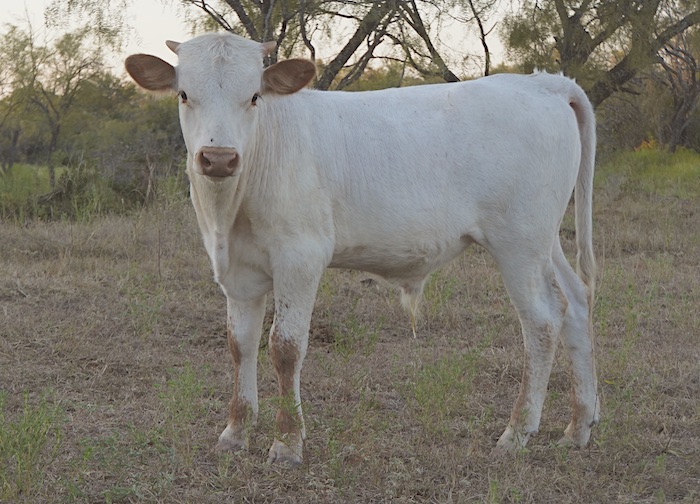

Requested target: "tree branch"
[
  {"left": 399, "top": 0, "right": 459, "bottom": 82},
  {"left": 299, "top": 0, "right": 316, "bottom": 62},
  {"left": 466, "top": 0, "right": 491, "bottom": 76},
  {"left": 316, "top": 0, "right": 398, "bottom": 90},
  {"left": 222, "top": 0, "right": 261, "bottom": 40},
  {"left": 188, "top": 0, "right": 234, "bottom": 32},
  {"left": 336, "top": 21, "right": 390, "bottom": 89},
  {"left": 588, "top": 8, "right": 700, "bottom": 106}
]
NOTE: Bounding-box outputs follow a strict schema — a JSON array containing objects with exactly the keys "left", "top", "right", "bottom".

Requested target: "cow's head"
[{"left": 125, "top": 33, "right": 315, "bottom": 180}]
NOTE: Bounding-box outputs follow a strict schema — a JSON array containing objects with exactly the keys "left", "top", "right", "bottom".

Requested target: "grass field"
[{"left": 1, "top": 150, "right": 699, "bottom": 503}]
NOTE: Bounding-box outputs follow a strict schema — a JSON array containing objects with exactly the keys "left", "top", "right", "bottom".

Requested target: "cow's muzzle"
[{"left": 195, "top": 147, "right": 240, "bottom": 178}]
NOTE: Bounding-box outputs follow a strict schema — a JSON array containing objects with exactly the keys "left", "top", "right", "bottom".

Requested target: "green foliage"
[
  {"left": 0, "top": 163, "right": 54, "bottom": 218},
  {"left": 0, "top": 163, "right": 116, "bottom": 222},
  {"left": 0, "top": 23, "right": 185, "bottom": 209},
  {"left": 501, "top": 1, "right": 561, "bottom": 73},
  {"left": 0, "top": 161, "right": 189, "bottom": 222},
  {"left": 501, "top": 1, "right": 700, "bottom": 106}
]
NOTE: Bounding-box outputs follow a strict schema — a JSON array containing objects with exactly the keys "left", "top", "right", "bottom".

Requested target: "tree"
[
  {"left": 655, "top": 30, "right": 700, "bottom": 151},
  {"left": 503, "top": 0, "right": 700, "bottom": 106},
  {"left": 0, "top": 25, "right": 106, "bottom": 187},
  {"left": 0, "top": 89, "right": 26, "bottom": 174},
  {"left": 0, "top": 26, "right": 33, "bottom": 174}
]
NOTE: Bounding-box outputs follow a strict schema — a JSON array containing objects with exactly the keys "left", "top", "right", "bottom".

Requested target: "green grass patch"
[
  {"left": 0, "top": 164, "right": 61, "bottom": 219},
  {"left": 0, "top": 163, "right": 56, "bottom": 200},
  {"left": 0, "top": 391, "right": 64, "bottom": 501},
  {"left": 405, "top": 345, "right": 486, "bottom": 435},
  {"left": 157, "top": 364, "right": 212, "bottom": 466},
  {"left": 597, "top": 147, "right": 700, "bottom": 198}
]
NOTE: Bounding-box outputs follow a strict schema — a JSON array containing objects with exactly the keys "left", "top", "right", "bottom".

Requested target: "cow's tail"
[{"left": 569, "top": 85, "right": 597, "bottom": 308}]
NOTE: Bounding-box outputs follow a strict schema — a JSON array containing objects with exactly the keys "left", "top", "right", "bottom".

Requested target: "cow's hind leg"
[
  {"left": 215, "top": 295, "right": 266, "bottom": 453},
  {"left": 492, "top": 252, "right": 568, "bottom": 452},
  {"left": 553, "top": 241, "right": 599, "bottom": 446}
]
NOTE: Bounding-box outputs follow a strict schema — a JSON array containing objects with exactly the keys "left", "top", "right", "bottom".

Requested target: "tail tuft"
[{"left": 400, "top": 281, "right": 425, "bottom": 339}]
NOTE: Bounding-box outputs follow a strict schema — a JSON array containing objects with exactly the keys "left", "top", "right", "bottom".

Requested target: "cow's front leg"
[
  {"left": 215, "top": 295, "right": 266, "bottom": 453},
  {"left": 266, "top": 264, "right": 323, "bottom": 466}
]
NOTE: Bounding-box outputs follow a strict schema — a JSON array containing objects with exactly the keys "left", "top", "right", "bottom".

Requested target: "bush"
[{"left": 0, "top": 163, "right": 189, "bottom": 222}]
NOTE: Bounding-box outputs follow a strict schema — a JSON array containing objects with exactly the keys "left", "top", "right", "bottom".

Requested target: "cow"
[{"left": 125, "top": 32, "right": 599, "bottom": 466}]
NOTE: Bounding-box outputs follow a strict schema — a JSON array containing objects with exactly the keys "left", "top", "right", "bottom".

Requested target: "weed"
[
  {"left": 0, "top": 391, "right": 63, "bottom": 501},
  {"left": 423, "top": 269, "right": 459, "bottom": 319},
  {"left": 406, "top": 346, "right": 484, "bottom": 435},
  {"left": 332, "top": 313, "right": 382, "bottom": 359},
  {"left": 0, "top": 164, "right": 58, "bottom": 220},
  {"left": 267, "top": 390, "right": 303, "bottom": 439},
  {"left": 0, "top": 164, "right": 189, "bottom": 222},
  {"left": 123, "top": 271, "right": 168, "bottom": 338},
  {"left": 157, "top": 363, "right": 209, "bottom": 465},
  {"left": 488, "top": 478, "right": 500, "bottom": 504}
]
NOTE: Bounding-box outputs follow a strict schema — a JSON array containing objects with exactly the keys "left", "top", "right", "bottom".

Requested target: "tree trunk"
[
  {"left": 666, "top": 100, "right": 697, "bottom": 153},
  {"left": 47, "top": 126, "right": 60, "bottom": 189},
  {"left": 1, "top": 127, "right": 20, "bottom": 175}
]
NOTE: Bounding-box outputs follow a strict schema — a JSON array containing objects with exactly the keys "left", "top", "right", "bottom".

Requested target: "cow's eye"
[
  {"left": 179, "top": 90, "right": 188, "bottom": 102},
  {"left": 251, "top": 92, "right": 260, "bottom": 105}
]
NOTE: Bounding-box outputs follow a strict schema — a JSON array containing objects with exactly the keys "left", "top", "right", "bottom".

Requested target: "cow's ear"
[
  {"left": 262, "top": 59, "right": 315, "bottom": 95},
  {"left": 125, "top": 54, "right": 176, "bottom": 92}
]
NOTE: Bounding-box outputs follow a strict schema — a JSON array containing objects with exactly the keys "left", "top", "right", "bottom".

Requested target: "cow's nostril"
[{"left": 198, "top": 151, "right": 212, "bottom": 167}]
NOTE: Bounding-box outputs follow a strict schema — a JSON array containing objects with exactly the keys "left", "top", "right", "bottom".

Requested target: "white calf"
[{"left": 126, "top": 32, "right": 599, "bottom": 465}]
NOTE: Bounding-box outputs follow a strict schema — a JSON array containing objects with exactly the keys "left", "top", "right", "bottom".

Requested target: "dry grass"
[{"left": 1, "top": 164, "right": 699, "bottom": 503}]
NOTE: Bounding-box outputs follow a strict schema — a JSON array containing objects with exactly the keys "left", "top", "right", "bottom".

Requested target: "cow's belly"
[{"left": 328, "top": 233, "right": 474, "bottom": 282}]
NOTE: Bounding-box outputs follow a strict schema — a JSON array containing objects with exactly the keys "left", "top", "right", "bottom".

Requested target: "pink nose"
[{"left": 196, "top": 147, "right": 240, "bottom": 177}]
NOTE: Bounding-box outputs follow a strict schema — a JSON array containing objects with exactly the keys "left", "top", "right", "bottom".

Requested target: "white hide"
[{"left": 126, "top": 32, "right": 598, "bottom": 465}]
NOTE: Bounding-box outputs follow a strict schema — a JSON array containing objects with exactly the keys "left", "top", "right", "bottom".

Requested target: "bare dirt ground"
[{"left": 1, "top": 173, "right": 699, "bottom": 503}]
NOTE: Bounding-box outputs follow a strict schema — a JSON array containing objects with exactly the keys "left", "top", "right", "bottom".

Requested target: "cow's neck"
[
  {"left": 188, "top": 160, "right": 248, "bottom": 281},
  {"left": 240, "top": 98, "right": 318, "bottom": 224}
]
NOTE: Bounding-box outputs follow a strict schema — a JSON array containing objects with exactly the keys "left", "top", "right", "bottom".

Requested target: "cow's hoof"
[
  {"left": 214, "top": 437, "right": 246, "bottom": 454},
  {"left": 493, "top": 425, "right": 533, "bottom": 455},
  {"left": 557, "top": 427, "right": 590, "bottom": 448},
  {"left": 491, "top": 444, "right": 514, "bottom": 457},
  {"left": 558, "top": 417, "right": 597, "bottom": 448},
  {"left": 267, "top": 439, "right": 303, "bottom": 466},
  {"left": 214, "top": 425, "right": 247, "bottom": 453}
]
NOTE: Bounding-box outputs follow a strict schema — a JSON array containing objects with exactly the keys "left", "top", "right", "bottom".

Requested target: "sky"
[{"left": 0, "top": 0, "right": 192, "bottom": 74}]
